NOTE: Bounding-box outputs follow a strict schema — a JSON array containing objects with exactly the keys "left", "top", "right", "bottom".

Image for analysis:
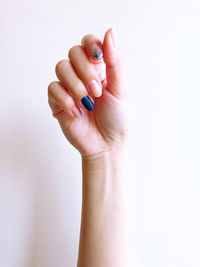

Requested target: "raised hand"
[{"left": 48, "top": 28, "right": 128, "bottom": 158}]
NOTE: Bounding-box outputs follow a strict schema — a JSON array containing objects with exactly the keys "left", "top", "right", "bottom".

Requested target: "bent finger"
[
  {"left": 81, "top": 34, "right": 103, "bottom": 63},
  {"left": 81, "top": 33, "right": 106, "bottom": 85},
  {"left": 48, "top": 81, "right": 82, "bottom": 118},
  {"left": 68, "top": 45, "right": 102, "bottom": 98},
  {"left": 55, "top": 60, "right": 95, "bottom": 111}
]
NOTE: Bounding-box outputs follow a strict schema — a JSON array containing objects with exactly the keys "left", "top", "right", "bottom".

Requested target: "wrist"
[
  {"left": 81, "top": 145, "right": 127, "bottom": 210},
  {"left": 81, "top": 145, "right": 126, "bottom": 179},
  {"left": 82, "top": 144, "right": 125, "bottom": 161}
]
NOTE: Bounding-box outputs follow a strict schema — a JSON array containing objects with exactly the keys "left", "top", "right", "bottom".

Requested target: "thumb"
[{"left": 103, "top": 28, "right": 125, "bottom": 100}]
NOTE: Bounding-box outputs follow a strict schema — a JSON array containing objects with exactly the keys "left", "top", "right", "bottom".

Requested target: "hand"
[{"left": 48, "top": 28, "right": 128, "bottom": 158}]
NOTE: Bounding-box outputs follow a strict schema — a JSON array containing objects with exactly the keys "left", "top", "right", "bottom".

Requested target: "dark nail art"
[
  {"left": 81, "top": 96, "right": 94, "bottom": 111},
  {"left": 93, "top": 50, "right": 102, "bottom": 59},
  {"left": 90, "top": 43, "right": 103, "bottom": 60}
]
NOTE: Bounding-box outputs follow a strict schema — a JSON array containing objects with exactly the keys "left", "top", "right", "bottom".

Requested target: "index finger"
[{"left": 81, "top": 34, "right": 103, "bottom": 64}]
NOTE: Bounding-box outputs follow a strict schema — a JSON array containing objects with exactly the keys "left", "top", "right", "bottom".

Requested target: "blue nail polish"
[
  {"left": 93, "top": 51, "right": 100, "bottom": 59},
  {"left": 90, "top": 44, "right": 103, "bottom": 60},
  {"left": 81, "top": 96, "right": 94, "bottom": 111}
]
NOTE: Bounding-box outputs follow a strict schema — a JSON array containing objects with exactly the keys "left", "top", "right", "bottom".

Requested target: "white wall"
[{"left": 1, "top": 0, "right": 200, "bottom": 266}]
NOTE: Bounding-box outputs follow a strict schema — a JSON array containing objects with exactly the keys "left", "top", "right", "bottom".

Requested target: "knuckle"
[
  {"left": 48, "top": 81, "right": 58, "bottom": 96},
  {"left": 81, "top": 34, "right": 99, "bottom": 46},
  {"left": 62, "top": 95, "right": 74, "bottom": 109},
  {"left": 68, "top": 45, "right": 81, "bottom": 59},
  {"left": 81, "top": 34, "right": 90, "bottom": 45},
  {"left": 55, "top": 59, "right": 67, "bottom": 75}
]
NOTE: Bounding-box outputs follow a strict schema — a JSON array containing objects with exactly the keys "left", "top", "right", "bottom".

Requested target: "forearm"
[{"left": 77, "top": 146, "right": 127, "bottom": 267}]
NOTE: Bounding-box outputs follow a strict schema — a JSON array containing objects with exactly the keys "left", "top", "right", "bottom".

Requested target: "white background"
[{"left": 1, "top": 0, "right": 200, "bottom": 266}]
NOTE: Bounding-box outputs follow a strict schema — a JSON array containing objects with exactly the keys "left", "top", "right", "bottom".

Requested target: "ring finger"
[{"left": 56, "top": 59, "right": 95, "bottom": 111}]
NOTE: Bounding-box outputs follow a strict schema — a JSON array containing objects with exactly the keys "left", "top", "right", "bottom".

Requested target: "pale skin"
[{"left": 48, "top": 28, "right": 129, "bottom": 267}]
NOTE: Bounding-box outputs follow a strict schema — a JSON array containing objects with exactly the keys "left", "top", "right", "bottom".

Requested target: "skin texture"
[{"left": 48, "top": 28, "right": 129, "bottom": 267}]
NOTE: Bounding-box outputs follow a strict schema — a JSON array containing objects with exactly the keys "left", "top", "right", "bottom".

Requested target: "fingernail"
[
  {"left": 72, "top": 106, "right": 83, "bottom": 118},
  {"left": 110, "top": 28, "right": 119, "bottom": 49},
  {"left": 90, "top": 43, "right": 103, "bottom": 60},
  {"left": 87, "top": 80, "right": 102, "bottom": 97},
  {"left": 81, "top": 96, "right": 94, "bottom": 111}
]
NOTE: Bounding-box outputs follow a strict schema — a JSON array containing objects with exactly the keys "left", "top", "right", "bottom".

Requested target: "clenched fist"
[{"left": 48, "top": 28, "right": 128, "bottom": 158}]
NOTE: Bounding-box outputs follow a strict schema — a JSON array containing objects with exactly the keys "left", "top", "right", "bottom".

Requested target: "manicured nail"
[
  {"left": 87, "top": 80, "right": 102, "bottom": 97},
  {"left": 81, "top": 96, "right": 94, "bottom": 111},
  {"left": 90, "top": 43, "right": 103, "bottom": 60},
  {"left": 110, "top": 27, "right": 119, "bottom": 49},
  {"left": 72, "top": 106, "right": 83, "bottom": 118}
]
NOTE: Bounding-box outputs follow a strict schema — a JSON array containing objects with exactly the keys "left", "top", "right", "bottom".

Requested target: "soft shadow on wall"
[{"left": 0, "top": 112, "right": 82, "bottom": 267}]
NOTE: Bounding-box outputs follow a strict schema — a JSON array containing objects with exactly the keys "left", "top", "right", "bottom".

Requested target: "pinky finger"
[{"left": 48, "top": 81, "right": 82, "bottom": 118}]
